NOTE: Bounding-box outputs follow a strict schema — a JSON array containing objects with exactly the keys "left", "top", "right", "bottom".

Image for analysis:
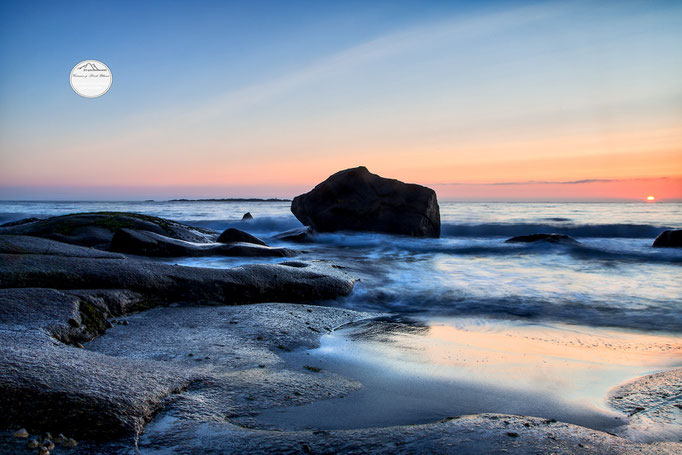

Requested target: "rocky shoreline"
[{"left": 1, "top": 211, "right": 680, "bottom": 454}]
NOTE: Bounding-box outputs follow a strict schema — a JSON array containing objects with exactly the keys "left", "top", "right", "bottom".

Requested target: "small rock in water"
[
  {"left": 74, "top": 342, "right": 84, "bottom": 349},
  {"left": 27, "top": 439, "right": 39, "bottom": 448},
  {"left": 105, "top": 320, "right": 114, "bottom": 329},
  {"left": 62, "top": 438, "right": 78, "bottom": 447},
  {"left": 505, "top": 233, "right": 580, "bottom": 244},
  {"left": 241, "top": 212, "right": 253, "bottom": 221},
  {"left": 42, "top": 440, "right": 55, "bottom": 450},
  {"left": 14, "top": 428, "right": 29, "bottom": 438},
  {"left": 122, "top": 320, "right": 129, "bottom": 325},
  {"left": 42, "top": 432, "right": 53, "bottom": 441},
  {"left": 38, "top": 446, "right": 49, "bottom": 455},
  {"left": 55, "top": 434, "right": 66, "bottom": 443},
  {"left": 652, "top": 229, "right": 682, "bottom": 247}
]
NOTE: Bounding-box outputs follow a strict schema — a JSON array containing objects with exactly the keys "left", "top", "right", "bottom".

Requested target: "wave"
[
  {"left": 192, "top": 218, "right": 675, "bottom": 241},
  {"left": 441, "top": 223, "right": 675, "bottom": 239},
  {"left": 178, "top": 216, "right": 303, "bottom": 234},
  {"left": 305, "top": 232, "right": 682, "bottom": 265},
  {"left": 337, "top": 286, "right": 682, "bottom": 333}
]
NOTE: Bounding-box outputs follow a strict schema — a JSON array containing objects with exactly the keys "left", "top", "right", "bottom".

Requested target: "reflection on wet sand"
[{"left": 256, "top": 317, "right": 681, "bottom": 435}]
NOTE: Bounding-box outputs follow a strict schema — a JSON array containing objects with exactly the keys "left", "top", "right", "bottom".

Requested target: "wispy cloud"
[
  {"left": 141, "top": 2, "right": 564, "bottom": 127},
  {"left": 433, "top": 177, "right": 673, "bottom": 186}
]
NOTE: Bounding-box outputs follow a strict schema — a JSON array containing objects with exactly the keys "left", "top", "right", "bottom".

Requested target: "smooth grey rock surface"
[{"left": 608, "top": 367, "right": 682, "bottom": 443}]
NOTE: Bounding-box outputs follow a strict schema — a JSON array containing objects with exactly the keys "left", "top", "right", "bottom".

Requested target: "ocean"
[{"left": 2, "top": 200, "right": 680, "bottom": 333}]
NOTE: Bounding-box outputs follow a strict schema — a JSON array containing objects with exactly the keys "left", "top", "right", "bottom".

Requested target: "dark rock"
[
  {"left": 0, "top": 255, "right": 354, "bottom": 305},
  {"left": 0, "top": 321, "right": 189, "bottom": 439},
  {"left": 0, "top": 256, "right": 354, "bottom": 439},
  {"left": 0, "top": 217, "right": 40, "bottom": 228},
  {"left": 291, "top": 166, "right": 440, "bottom": 238},
  {"left": 111, "top": 228, "right": 291, "bottom": 257},
  {"left": 652, "top": 229, "right": 682, "bottom": 248},
  {"left": 505, "top": 234, "right": 581, "bottom": 245},
  {"left": 0, "top": 235, "right": 125, "bottom": 259},
  {"left": 241, "top": 212, "right": 253, "bottom": 221},
  {"left": 274, "top": 226, "right": 316, "bottom": 243},
  {"left": 0, "top": 212, "right": 216, "bottom": 249},
  {"left": 217, "top": 228, "right": 266, "bottom": 246}
]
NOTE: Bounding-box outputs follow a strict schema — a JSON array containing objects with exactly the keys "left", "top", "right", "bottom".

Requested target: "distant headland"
[{"left": 168, "top": 198, "right": 291, "bottom": 202}]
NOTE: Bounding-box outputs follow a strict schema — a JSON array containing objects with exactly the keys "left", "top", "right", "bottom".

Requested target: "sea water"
[{"left": 3, "top": 200, "right": 680, "bottom": 332}]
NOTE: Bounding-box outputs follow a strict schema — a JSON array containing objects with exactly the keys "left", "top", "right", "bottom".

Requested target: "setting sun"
[{"left": 646, "top": 195, "right": 656, "bottom": 201}]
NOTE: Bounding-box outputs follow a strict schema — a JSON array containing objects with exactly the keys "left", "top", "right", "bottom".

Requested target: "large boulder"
[
  {"left": 0, "top": 212, "right": 215, "bottom": 249},
  {"left": 652, "top": 229, "right": 682, "bottom": 248},
  {"left": 505, "top": 233, "right": 580, "bottom": 245},
  {"left": 291, "top": 167, "right": 440, "bottom": 237},
  {"left": 111, "top": 228, "right": 290, "bottom": 257}
]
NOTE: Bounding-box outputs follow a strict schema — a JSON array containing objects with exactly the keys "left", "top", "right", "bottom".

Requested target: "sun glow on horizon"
[{"left": 647, "top": 195, "right": 656, "bottom": 201}]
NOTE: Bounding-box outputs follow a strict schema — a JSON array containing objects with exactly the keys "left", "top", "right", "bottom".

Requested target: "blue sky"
[{"left": 0, "top": 0, "right": 680, "bottom": 200}]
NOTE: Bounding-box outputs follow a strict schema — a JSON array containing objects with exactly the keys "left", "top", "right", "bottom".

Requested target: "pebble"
[
  {"left": 27, "top": 439, "right": 39, "bottom": 449},
  {"left": 74, "top": 342, "right": 84, "bottom": 349},
  {"left": 42, "top": 440, "right": 55, "bottom": 450},
  {"left": 42, "top": 433, "right": 53, "bottom": 441},
  {"left": 14, "top": 428, "right": 29, "bottom": 438},
  {"left": 123, "top": 320, "right": 129, "bottom": 325},
  {"left": 55, "top": 434, "right": 66, "bottom": 443},
  {"left": 63, "top": 438, "right": 78, "bottom": 447},
  {"left": 37, "top": 447, "right": 49, "bottom": 455}
]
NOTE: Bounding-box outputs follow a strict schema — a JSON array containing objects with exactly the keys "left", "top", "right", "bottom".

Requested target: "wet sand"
[{"left": 256, "top": 317, "right": 681, "bottom": 435}]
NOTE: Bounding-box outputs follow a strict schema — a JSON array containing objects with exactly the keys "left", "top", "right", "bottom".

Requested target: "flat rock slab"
[
  {"left": 0, "top": 234, "right": 125, "bottom": 259},
  {"left": 136, "top": 413, "right": 679, "bottom": 455},
  {"left": 0, "top": 327, "right": 189, "bottom": 439},
  {"left": 0, "top": 301, "right": 370, "bottom": 441},
  {"left": 608, "top": 367, "right": 682, "bottom": 442},
  {"left": 0, "top": 254, "right": 354, "bottom": 304}
]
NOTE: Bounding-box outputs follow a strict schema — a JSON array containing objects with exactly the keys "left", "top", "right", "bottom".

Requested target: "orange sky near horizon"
[{"left": 1, "top": 1, "right": 681, "bottom": 201}]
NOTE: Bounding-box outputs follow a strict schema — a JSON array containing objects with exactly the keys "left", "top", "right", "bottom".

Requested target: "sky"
[{"left": 0, "top": 0, "right": 680, "bottom": 201}]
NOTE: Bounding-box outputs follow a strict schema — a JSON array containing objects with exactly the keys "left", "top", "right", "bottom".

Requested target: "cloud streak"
[{"left": 433, "top": 177, "right": 674, "bottom": 186}]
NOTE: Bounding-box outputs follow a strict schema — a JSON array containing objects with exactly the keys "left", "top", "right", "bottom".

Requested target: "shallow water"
[{"left": 256, "top": 317, "right": 681, "bottom": 433}]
